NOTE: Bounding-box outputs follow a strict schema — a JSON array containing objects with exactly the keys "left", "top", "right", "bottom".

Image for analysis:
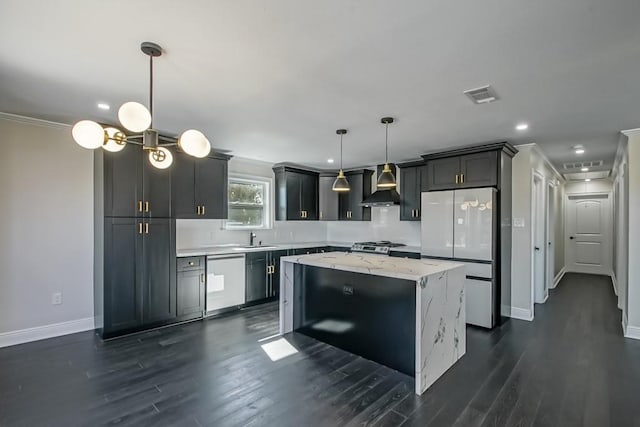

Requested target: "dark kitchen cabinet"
[
  {"left": 273, "top": 165, "right": 319, "bottom": 220},
  {"left": 177, "top": 257, "right": 205, "bottom": 318},
  {"left": 338, "top": 169, "right": 373, "bottom": 221},
  {"left": 245, "top": 251, "right": 269, "bottom": 303},
  {"left": 423, "top": 148, "right": 499, "bottom": 191},
  {"left": 319, "top": 175, "right": 339, "bottom": 221},
  {"left": 172, "top": 151, "right": 230, "bottom": 219},
  {"left": 100, "top": 217, "right": 176, "bottom": 337},
  {"left": 398, "top": 162, "right": 425, "bottom": 221},
  {"left": 101, "top": 148, "right": 171, "bottom": 218},
  {"left": 267, "top": 250, "right": 288, "bottom": 297}
]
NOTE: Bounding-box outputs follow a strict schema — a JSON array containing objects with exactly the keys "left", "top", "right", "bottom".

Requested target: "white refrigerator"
[{"left": 421, "top": 188, "right": 497, "bottom": 328}]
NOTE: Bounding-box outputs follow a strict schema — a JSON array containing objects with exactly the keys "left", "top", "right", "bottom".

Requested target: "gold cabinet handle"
[
  {"left": 202, "top": 205, "right": 205, "bottom": 216},
  {"left": 319, "top": 211, "right": 323, "bottom": 219},
  {"left": 200, "top": 273, "right": 205, "bottom": 284},
  {"left": 455, "top": 174, "right": 459, "bottom": 184},
  {"left": 144, "top": 201, "right": 149, "bottom": 212},
  {"left": 138, "top": 222, "right": 143, "bottom": 234},
  {"left": 138, "top": 201, "right": 143, "bottom": 212},
  {"left": 460, "top": 174, "right": 464, "bottom": 183},
  {"left": 144, "top": 222, "right": 149, "bottom": 234},
  {"left": 196, "top": 205, "right": 201, "bottom": 216},
  {"left": 416, "top": 209, "right": 420, "bottom": 217}
]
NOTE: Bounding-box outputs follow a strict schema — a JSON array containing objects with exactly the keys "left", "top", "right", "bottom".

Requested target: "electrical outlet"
[{"left": 52, "top": 292, "right": 63, "bottom": 305}]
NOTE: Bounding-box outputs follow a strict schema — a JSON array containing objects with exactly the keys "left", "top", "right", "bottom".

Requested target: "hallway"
[{"left": 0, "top": 274, "right": 638, "bottom": 426}]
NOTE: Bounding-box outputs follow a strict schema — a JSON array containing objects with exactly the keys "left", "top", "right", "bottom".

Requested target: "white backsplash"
[
  {"left": 177, "top": 205, "right": 421, "bottom": 250},
  {"left": 326, "top": 206, "right": 421, "bottom": 246}
]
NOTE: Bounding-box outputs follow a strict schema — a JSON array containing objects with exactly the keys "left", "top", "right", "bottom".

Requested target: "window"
[{"left": 226, "top": 176, "right": 271, "bottom": 229}]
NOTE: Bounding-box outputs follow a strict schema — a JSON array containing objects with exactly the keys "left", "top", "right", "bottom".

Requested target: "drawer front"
[
  {"left": 462, "top": 262, "right": 492, "bottom": 279},
  {"left": 177, "top": 257, "right": 203, "bottom": 272},
  {"left": 465, "top": 278, "right": 493, "bottom": 328}
]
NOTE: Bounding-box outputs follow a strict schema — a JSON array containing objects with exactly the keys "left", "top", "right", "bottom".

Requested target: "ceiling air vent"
[
  {"left": 562, "top": 160, "right": 604, "bottom": 170},
  {"left": 463, "top": 85, "right": 498, "bottom": 104}
]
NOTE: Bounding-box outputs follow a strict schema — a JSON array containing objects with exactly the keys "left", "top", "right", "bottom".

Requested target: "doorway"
[
  {"left": 565, "top": 193, "right": 613, "bottom": 275},
  {"left": 533, "top": 173, "right": 547, "bottom": 304},
  {"left": 546, "top": 183, "right": 555, "bottom": 291}
]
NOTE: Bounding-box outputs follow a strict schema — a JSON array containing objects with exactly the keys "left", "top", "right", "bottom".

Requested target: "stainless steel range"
[{"left": 350, "top": 241, "right": 406, "bottom": 255}]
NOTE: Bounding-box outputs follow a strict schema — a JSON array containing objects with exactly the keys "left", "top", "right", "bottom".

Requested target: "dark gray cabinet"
[
  {"left": 177, "top": 257, "right": 205, "bottom": 318},
  {"left": 172, "top": 151, "right": 230, "bottom": 219},
  {"left": 273, "top": 166, "right": 319, "bottom": 220},
  {"left": 102, "top": 148, "right": 171, "bottom": 218},
  {"left": 398, "top": 162, "right": 425, "bottom": 221},
  {"left": 423, "top": 150, "right": 498, "bottom": 191},
  {"left": 318, "top": 175, "right": 339, "bottom": 221},
  {"left": 101, "top": 218, "right": 176, "bottom": 337},
  {"left": 338, "top": 169, "right": 373, "bottom": 221},
  {"left": 245, "top": 251, "right": 269, "bottom": 303},
  {"left": 267, "top": 250, "right": 288, "bottom": 297}
]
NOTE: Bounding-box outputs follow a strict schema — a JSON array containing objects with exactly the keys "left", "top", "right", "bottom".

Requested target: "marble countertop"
[
  {"left": 281, "top": 252, "right": 463, "bottom": 282},
  {"left": 177, "top": 242, "right": 422, "bottom": 257}
]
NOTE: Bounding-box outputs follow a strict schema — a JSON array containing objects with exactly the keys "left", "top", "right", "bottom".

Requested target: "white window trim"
[{"left": 225, "top": 174, "right": 273, "bottom": 230}]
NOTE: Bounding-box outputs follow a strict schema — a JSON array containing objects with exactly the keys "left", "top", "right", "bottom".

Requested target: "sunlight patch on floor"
[{"left": 260, "top": 338, "right": 298, "bottom": 361}]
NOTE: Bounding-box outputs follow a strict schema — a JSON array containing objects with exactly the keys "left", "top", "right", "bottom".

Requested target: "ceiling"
[{"left": 1, "top": 0, "right": 639, "bottom": 172}]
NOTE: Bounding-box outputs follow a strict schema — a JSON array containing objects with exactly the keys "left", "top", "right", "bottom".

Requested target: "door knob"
[
  {"left": 534, "top": 247, "right": 540, "bottom": 251},
  {"left": 569, "top": 236, "right": 574, "bottom": 240}
]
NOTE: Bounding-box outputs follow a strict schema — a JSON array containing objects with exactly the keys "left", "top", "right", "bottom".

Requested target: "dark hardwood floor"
[{"left": 1, "top": 273, "right": 639, "bottom": 426}]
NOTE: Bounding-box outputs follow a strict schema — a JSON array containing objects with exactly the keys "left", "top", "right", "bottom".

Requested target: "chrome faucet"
[{"left": 249, "top": 231, "right": 257, "bottom": 246}]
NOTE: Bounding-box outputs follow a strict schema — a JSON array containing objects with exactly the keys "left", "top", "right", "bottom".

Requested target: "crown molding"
[
  {"left": 0, "top": 112, "right": 70, "bottom": 130},
  {"left": 621, "top": 128, "right": 640, "bottom": 137},
  {"left": 516, "top": 143, "right": 565, "bottom": 183}
]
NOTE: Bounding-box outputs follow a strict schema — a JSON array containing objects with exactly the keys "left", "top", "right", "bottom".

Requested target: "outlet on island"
[{"left": 52, "top": 292, "right": 63, "bottom": 305}]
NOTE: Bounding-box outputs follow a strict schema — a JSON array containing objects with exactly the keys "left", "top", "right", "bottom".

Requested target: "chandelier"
[{"left": 71, "top": 42, "right": 212, "bottom": 169}]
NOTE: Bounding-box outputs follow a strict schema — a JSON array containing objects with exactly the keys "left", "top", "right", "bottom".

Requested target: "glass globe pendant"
[
  {"left": 102, "top": 127, "right": 127, "bottom": 152},
  {"left": 332, "top": 129, "right": 350, "bottom": 192},
  {"left": 148, "top": 147, "right": 173, "bottom": 169},
  {"left": 71, "top": 120, "right": 105, "bottom": 149},
  {"left": 178, "top": 129, "right": 211, "bottom": 158},
  {"left": 118, "top": 102, "right": 151, "bottom": 133}
]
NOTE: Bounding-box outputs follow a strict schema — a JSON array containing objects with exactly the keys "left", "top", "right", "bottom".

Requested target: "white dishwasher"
[{"left": 206, "top": 254, "right": 246, "bottom": 314}]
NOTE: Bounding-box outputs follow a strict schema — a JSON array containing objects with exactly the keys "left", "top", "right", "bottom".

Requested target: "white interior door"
[
  {"left": 565, "top": 194, "right": 612, "bottom": 275},
  {"left": 546, "top": 184, "right": 555, "bottom": 290},
  {"left": 533, "top": 175, "right": 547, "bottom": 304}
]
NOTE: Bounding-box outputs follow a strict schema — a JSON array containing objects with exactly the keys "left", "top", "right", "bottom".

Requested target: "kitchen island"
[{"left": 279, "top": 252, "right": 465, "bottom": 395}]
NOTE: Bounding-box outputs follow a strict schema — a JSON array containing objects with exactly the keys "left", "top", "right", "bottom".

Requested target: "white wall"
[
  {"left": 564, "top": 179, "right": 613, "bottom": 194},
  {"left": 0, "top": 114, "right": 94, "bottom": 342},
  {"left": 510, "top": 144, "right": 564, "bottom": 320}
]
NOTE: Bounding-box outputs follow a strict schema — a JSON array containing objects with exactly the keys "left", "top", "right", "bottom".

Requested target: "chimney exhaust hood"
[{"left": 360, "top": 164, "right": 401, "bottom": 207}]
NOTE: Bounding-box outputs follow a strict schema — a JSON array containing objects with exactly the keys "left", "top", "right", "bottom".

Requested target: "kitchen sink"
[{"left": 232, "top": 245, "right": 279, "bottom": 251}]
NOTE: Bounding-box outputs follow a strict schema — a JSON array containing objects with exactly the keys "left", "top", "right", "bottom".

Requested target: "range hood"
[{"left": 361, "top": 164, "right": 401, "bottom": 207}]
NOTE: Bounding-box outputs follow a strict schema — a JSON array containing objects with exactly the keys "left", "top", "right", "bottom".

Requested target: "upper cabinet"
[
  {"left": 318, "top": 175, "right": 339, "bottom": 221},
  {"left": 172, "top": 151, "right": 230, "bottom": 219},
  {"left": 422, "top": 142, "right": 517, "bottom": 191},
  {"left": 338, "top": 169, "right": 373, "bottom": 221},
  {"left": 100, "top": 147, "right": 171, "bottom": 218},
  {"left": 398, "top": 162, "right": 426, "bottom": 221},
  {"left": 273, "top": 166, "right": 319, "bottom": 220}
]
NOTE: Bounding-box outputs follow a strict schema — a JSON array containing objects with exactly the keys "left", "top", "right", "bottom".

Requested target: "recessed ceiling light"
[
  {"left": 327, "top": 158, "right": 334, "bottom": 164},
  {"left": 97, "top": 102, "right": 110, "bottom": 110},
  {"left": 575, "top": 148, "right": 585, "bottom": 154},
  {"left": 515, "top": 123, "right": 528, "bottom": 131},
  {"left": 581, "top": 167, "right": 589, "bottom": 172},
  {"left": 585, "top": 178, "right": 591, "bottom": 182}
]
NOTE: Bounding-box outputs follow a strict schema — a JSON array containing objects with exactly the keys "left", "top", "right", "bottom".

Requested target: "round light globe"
[
  {"left": 118, "top": 102, "right": 151, "bottom": 132},
  {"left": 148, "top": 147, "right": 173, "bottom": 169},
  {"left": 179, "top": 129, "right": 211, "bottom": 158},
  {"left": 72, "top": 120, "right": 105, "bottom": 149},
  {"left": 102, "top": 127, "right": 127, "bottom": 152}
]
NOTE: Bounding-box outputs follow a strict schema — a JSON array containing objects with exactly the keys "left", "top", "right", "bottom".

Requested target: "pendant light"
[
  {"left": 332, "top": 129, "right": 350, "bottom": 192},
  {"left": 377, "top": 117, "right": 397, "bottom": 188},
  {"left": 71, "top": 42, "right": 212, "bottom": 168}
]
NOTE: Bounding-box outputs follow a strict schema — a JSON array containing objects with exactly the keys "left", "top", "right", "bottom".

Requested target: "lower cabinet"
[
  {"left": 177, "top": 257, "right": 206, "bottom": 318},
  {"left": 245, "top": 252, "right": 269, "bottom": 303},
  {"left": 101, "top": 217, "right": 176, "bottom": 338},
  {"left": 268, "top": 250, "right": 288, "bottom": 298}
]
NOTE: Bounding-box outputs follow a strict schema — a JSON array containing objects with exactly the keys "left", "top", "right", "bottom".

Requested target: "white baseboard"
[
  {"left": 624, "top": 325, "right": 640, "bottom": 340},
  {"left": 0, "top": 317, "right": 94, "bottom": 348},
  {"left": 510, "top": 307, "right": 534, "bottom": 322},
  {"left": 551, "top": 267, "right": 566, "bottom": 289}
]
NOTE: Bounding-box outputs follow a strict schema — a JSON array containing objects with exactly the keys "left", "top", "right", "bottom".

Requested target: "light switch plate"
[
  {"left": 52, "top": 292, "right": 63, "bottom": 305},
  {"left": 513, "top": 218, "right": 525, "bottom": 228}
]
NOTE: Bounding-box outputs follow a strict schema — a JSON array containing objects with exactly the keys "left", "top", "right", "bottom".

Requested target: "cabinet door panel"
[
  {"left": 300, "top": 173, "right": 318, "bottom": 220},
  {"left": 104, "top": 218, "right": 143, "bottom": 332},
  {"left": 196, "top": 157, "right": 228, "bottom": 219},
  {"left": 286, "top": 173, "right": 302, "bottom": 220},
  {"left": 318, "top": 176, "right": 339, "bottom": 221},
  {"left": 400, "top": 167, "right": 419, "bottom": 221},
  {"left": 420, "top": 191, "right": 454, "bottom": 258},
  {"left": 459, "top": 152, "right": 498, "bottom": 188},
  {"left": 269, "top": 250, "right": 289, "bottom": 297},
  {"left": 172, "top": 152, "right": 198, "bottom": 218},
  {"left": 177, "top": 269, "right": 205, "bottom": 317},
  {"left": 453, "top": 188, "right": 495, "bottom": 261},
  {"left": 142, "top": 219, "right": 176, "bottom": 323},
  {"left": 246, "top": 253, "right": 268, "bottom": 302},
  {"left": 348, "top": 173, "right": 364, "bottom": 221},
  {"left": 143, "top": 159, "right": 172, "bottom": 218},
  {"left": 104, "top": 148, "right": 143, "bottom": 217},
  {"left": 425, "top": 157, "right": 460, "bottom": 191}
]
